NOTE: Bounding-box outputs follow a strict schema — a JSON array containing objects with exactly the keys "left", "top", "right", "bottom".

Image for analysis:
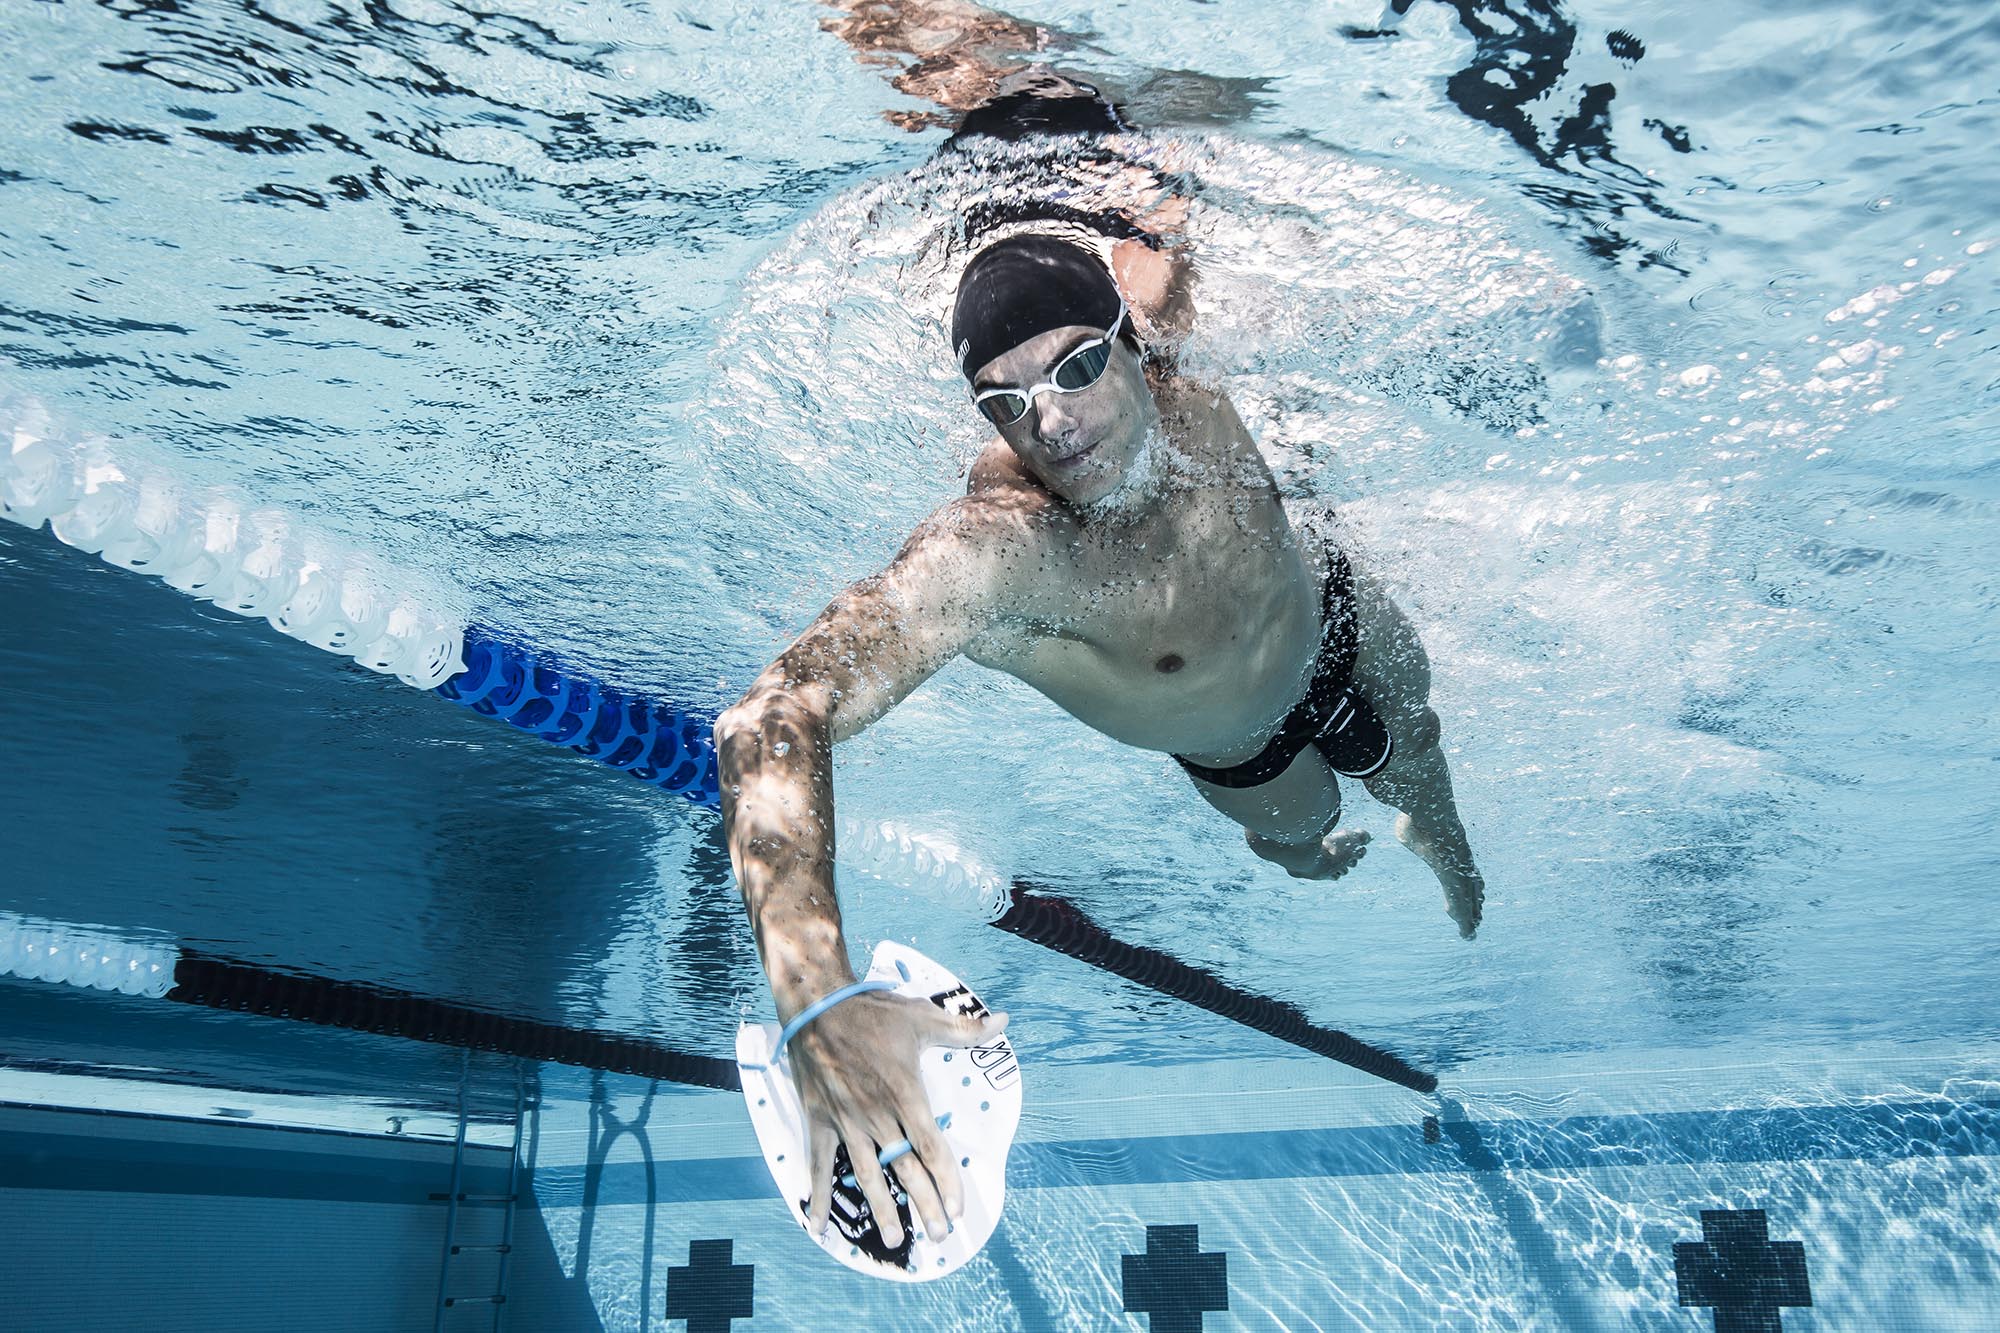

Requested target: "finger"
[
  {"left": 926, "top": 1004, "right": 1009, "bottom": 1046},
  {"left": 889, "top": 1098, "right": 951, "bottom": 1239},
  {"left": 841, "top": 1120, "right": 905, "bottom": 1249},
  {"left": 901, "top": 1104, "right": 961, "bottom": 1229},
  {"left": 806, "top": 1122, "right": 839, "bottom": 1237}
]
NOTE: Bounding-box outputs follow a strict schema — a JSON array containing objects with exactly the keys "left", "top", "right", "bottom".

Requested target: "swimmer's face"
[{"left": 971, "top": 325, "right": 1154, "bottom": 506}]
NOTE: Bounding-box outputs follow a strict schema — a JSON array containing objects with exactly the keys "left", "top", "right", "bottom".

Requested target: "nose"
[{"left": 1032, "top": 390, "right": 1082, "bottom": 448}]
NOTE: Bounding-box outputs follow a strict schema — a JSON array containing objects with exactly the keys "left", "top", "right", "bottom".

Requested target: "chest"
[{"left": 967, "top": 489, "right": 1323, "bottom": 749}]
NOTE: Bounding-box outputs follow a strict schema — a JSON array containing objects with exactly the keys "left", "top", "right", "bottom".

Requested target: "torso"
[{"left": 961, "top": 380, "right": 1332, "bottom": 763}]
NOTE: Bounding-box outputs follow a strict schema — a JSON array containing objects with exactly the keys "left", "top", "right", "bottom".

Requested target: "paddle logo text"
[{"left": 930, "top": 985, "right": 1019, "bottom": 1090}]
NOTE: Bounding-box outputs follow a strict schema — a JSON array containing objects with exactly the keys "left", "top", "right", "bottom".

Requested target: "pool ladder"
[{"left": 431, "top": 1050, "right": 530, "bottom": 1332}]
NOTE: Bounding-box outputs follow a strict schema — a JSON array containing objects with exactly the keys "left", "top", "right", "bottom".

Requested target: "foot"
[
  {"left": 1247, "top": 828, "right": 1372, "bottom": 881},
  {"left": 1394, "top": 814, "right": 1485, "bottom": 939},
  {"left": 1316, "top": 828, "right": 1373, "bottom": 881}
]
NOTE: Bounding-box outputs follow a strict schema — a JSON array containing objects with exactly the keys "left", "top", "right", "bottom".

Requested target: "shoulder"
[
  {"left": 878, "top": 445, "right": 1068, "bottom": 616},
  {"left": 960, "top": 438, "right": 1071, "bottom": 535},
  {"left": 914, "top": 474, "right": 1058, "bottom": 569},
  {"left": 1152, "top": 374, "right": 1236, "bottom": 435},
  {"left": 966, "top": 436, "right": 1038, "bottom": 496}
]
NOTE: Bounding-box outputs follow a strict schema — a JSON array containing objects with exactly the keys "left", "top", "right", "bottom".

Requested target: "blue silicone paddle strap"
[{"left": 767, "top": 977, "right": 899, "bottom": 1066}]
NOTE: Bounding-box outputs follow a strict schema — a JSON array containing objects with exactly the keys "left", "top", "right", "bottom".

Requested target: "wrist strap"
[{"left": 763, "top": 978, "right": 898, "bottom": 1067}]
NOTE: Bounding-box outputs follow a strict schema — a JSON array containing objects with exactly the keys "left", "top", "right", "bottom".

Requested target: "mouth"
[{"left": 1049, "top": 440, "right": 1099, "bottom": 468}]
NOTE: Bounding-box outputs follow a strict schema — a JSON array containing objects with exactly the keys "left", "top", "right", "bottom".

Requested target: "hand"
[
  {"left": 1112, "top": 237, "right": 1198, "bottom": 347},
  {"left": 784, "top": 988, "right": 1009, "bottom": 1249}
]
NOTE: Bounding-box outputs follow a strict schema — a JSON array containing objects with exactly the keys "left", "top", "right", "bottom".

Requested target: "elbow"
[
  {"left": 712, "top": 698, "right": 756, "bottom": 754},
  {"left": 712, "top": 698, "right": 764, "bottom": 762},
  {"left": 714, "top": 684, "right": 829, "bottom": 768}
]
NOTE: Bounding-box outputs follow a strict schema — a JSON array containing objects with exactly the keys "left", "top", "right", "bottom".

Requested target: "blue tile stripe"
[
  {"left": 529, "top": 1095, "right": 2000, "bottom": 1208},
  {"left": 0, "top": 1126, "right": 512, "bottom": 1204},
  {"left": 8, "top": 1096, "right": 1992, "bottom": 1207}
]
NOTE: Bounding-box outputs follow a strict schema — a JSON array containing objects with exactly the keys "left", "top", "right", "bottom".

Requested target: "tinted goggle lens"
[
  {"left": 977, "top": 392, "right": 1031, "bottom": 427},
  {"left": 1053, "top": 341, "right": 1111, "bottom": 390}
]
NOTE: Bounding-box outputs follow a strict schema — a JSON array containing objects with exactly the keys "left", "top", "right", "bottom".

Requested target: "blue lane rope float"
[
  {"left": 1, "top": 391, "right": 1436, "bottom": 1093},
  {"left": 436, "top": 628, "right": 719, "bottom": 805}
]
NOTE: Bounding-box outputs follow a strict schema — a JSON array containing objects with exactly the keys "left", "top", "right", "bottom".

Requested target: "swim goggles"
[{"left": 971, "top": 302, "right": 1127, "bottom": 428}]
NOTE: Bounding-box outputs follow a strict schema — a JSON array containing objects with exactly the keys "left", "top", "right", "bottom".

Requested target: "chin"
[{"left": 1067, "top": 451, "right": 1147, "bottom": 509}]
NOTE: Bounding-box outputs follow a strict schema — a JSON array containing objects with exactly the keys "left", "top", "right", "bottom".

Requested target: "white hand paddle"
[{"left": 735, "top": 941, "right": 1023, "bottom": 1281}]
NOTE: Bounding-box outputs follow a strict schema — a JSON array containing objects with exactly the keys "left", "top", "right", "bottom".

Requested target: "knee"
[
  {"left": 1241, "top": 783, "right": 1341, "bottom": 852},
  {"left": 1401, "top": 706, "right": 1442, "bottom": 756}
]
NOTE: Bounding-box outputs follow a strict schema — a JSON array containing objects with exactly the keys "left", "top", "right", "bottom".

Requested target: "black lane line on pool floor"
[
  {"left": 1122, "top": 1224, "right": 1229, "bottom": 1333},
  {"left": 1675, "top": 1208, "right": 1812, "bottom": 1332},
  {"left": 998, "top": 881, "right": 1438, "bottom": 1093},
  {"left": 1434, "top": 1096, "right": 1617, "bottom": 1333},
  {"left": 664, "top": 1239, "right": 754, "bottom": 1332}
]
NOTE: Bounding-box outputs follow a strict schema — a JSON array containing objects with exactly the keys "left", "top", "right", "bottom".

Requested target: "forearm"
[
  {"left": 713, "top": 513, "right": 1007, "bottom": 1011},
  {"left": 715, "top": 681, "right": 853, "bottom": 1018}
]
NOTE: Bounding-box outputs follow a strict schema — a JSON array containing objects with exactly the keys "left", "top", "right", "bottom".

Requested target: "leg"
[
  {"left": 1343, "top": 563, "right": 1486, "bottom": 937},
  {"left": 1361, "top": 711, "right": 1485, "bottom": 938},
  {"left": 1183, "top": 744, "right": 1373, "bottom": 882}
]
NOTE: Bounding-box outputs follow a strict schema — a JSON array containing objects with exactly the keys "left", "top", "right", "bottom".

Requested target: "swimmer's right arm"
[{"left": 713, "top": 495, "right": 1032, "bottom": 1247}]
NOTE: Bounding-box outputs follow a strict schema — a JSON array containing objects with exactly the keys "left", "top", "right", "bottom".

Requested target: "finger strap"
[
  {"left": 876, "top": 1110, "right": 953, "bottom": 1169},
  {"left": 845, "top": 1112, "right": 954, "bottom": 1185},
  {"left": 738, "top": 978, "right": 900, "bottom": 1072}
]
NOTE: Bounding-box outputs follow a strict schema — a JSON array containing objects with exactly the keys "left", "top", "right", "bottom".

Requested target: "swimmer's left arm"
[
  {"left": 715, "top": 493, "right": 1041, "bottom": 1013},
  {"left": 714, "top": 497, "right": 1035, "bottom": 1247},
  {"left": 1113, "top": 236, "right": 1196, "bottom": 346}
]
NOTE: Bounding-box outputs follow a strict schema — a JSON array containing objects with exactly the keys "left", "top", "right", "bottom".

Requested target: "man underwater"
[{"left": 715, "top": 71, "right": 1485, "bottom": 1251}]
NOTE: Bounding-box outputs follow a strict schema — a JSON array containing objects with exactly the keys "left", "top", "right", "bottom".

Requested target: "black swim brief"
[
  {"left": 939, "top": 75, "right": 1167, "bottom": 254},
  {"left": 944, "top": 76, "right": 1130, "bottom": 147},
  {"left": 1172, "top": 547, "right": 1395, "bottom": 786}
]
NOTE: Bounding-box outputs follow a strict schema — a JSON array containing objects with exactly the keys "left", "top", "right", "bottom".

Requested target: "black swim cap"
[{"left": 951, "top": 235, "right": 1122, "bottom": 383}]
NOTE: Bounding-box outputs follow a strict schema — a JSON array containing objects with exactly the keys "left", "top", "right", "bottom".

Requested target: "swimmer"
[{"left": 715, "top": 17, "right": 1485, "bottom": 1251}]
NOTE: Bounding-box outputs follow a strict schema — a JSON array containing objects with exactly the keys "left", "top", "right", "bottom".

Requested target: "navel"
[{"left": 1155, "top": 653, "right": 1185, "bottom": 674}]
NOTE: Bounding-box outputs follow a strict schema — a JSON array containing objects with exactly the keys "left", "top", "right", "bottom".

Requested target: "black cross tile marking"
[
  {"left": 1122, "top": 1224, "right": 1228, "bottom": 1332},
  {"left": 665, "top": 1238, "right": 753, "bottom": 1332},
  {"left": 1674, "top": 1208, "right": 1811, "bottom": 1332}
]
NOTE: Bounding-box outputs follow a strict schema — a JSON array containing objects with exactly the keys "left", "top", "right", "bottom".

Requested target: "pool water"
[{"left": 2, "top": 0, "right": 1997, "bottom": 1328}]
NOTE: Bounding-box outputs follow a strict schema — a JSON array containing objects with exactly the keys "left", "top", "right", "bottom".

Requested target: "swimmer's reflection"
[{"left": 820, "top": 0, "right": 1695, "bottom": 270}]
